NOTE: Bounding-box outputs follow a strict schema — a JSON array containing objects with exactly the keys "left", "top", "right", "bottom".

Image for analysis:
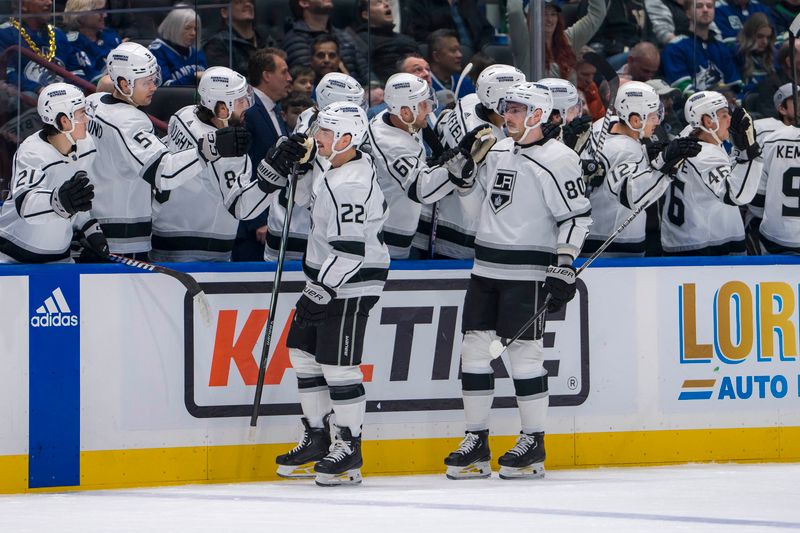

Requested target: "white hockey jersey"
[
  {"left": 150, "top": 105, "right": 265, "bottom": 262},
  {"left": 473, "top": 137, "right": 592, "bottom": 281},
  {"left": 86, "top": 93, "right": 207, "bottom": 253},
  {"left": 758, "top": 125, "right": 800, "bottom": 252},
  {"left": 0, "top": 132, "right": 96, "bottom": 263},
  {"left": 304, "top": 150, "right": 390, "bottom": 298},
  {"left": 412, "top": 94, "right": 505, "bottom": 259},
  {"left": 368, "top": 110, "right": 462, "bottom": 259},
  {"left": 749, "top": 117, "right": 787, "bottom": 221},
  {"left": 586, "top": 133, "right": 666, "bottom": 256},
  {"left": 660, "top": 141, "right": 762, "bottom": 254}
]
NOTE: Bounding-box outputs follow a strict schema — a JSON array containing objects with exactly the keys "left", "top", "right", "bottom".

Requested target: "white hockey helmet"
[
  {"left": 315, "top": 100, "right": 369, "bottom": 159},
  {"left": 198, "top": 66, "right": 253, "bottom": 125},
  {"left": 38, "top": 82, "right": 86, "bottom": 129},
  {"left": 384, "top": 73, "right": 436, "bottom": 127},
  {"left": 537, "top": 77, "right": 580, "bottom": 123},
  {"left": 499, "top": 82, "right": 554, "bottom": 138},
  {"left": 476, "top": 64, "right": 526, "bottom": 114},
  {"left": 614, "top": 81, "right": 661, "bottom": 132},
  {"left": 106, "top": 42, "right": 162, "bottom": 97},
  {"left": 316, "top": 72, "right": 366, "bottom": 110},
  {"left": 684, "top": 90, "right": 728, "bottom": 142}
]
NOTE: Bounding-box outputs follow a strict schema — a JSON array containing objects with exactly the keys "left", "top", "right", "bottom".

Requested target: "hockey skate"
[
  {"left": 276, "top": 416, "right": 331, "bottom": 478},
  {"left": 498, "top": 431, "right": 546, "bottom": 480},
  {"left": 314, "top": 426, "right": 363, "bottom": 486},
  {"left": 444, "top": 430, "right": 492, "bottom": 479}
]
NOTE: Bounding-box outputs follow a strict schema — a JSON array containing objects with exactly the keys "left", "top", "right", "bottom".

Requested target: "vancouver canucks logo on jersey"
[{"left": 490, "top": 170, "right": 516, "bottom": 213}]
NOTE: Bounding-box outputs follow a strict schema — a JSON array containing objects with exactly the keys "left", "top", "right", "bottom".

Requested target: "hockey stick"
[
  {"left": 250, "top": 162, "right": 300, "bottom": 429},
  {"left": 581, "top": 52, "right": 620, "bottom": 192},
  {"left": 790, "top": 14, "right": 800, "bottom": 126},
  {"left": 99, "top": 248, "right": 212, "bottom": 327},
  {"left": 488, "top": 200, "right": 648, "bottom": 359},
  {"left": 454, "top": 62, "right": 474, "bottom": 100}
]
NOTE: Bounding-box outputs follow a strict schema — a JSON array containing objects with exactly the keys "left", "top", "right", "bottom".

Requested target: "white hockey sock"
[
  {"left": 322, "top": 364, "right": 365, "bottom": 437},
  {"left": 463, "top": 388, "right": 494, "bottom": 432},
  {"left": 299, "top": 389, "right": 331, "bottom": 429},
  {"left": 330, "top": 395, "right": 366, "bottom": 437},
  {"left": 518, "top": 394, "right": 548, "bottom": 434},
  {"left": 290, "top": 348, "right": 330, "bottom": 428}
]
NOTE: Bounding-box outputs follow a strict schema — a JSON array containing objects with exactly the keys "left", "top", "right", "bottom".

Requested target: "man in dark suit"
[{"left": 232, "top": 47, "right": 293, "bottom": 261}]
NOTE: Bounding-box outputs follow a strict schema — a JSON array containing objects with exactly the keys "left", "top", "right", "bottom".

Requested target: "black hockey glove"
[
  {"left": 543, "top": 264, "right": 577, "bottom": 313},
  {"left": 76, "top": 220, "right": 109, "bottom": 263},
  {"left": 541, "top": 121, "right": 562, "bottom": 142},
  {"left": 198, "top": 126, "right": 251, "bottom": 161},
  {"left": 729, "top": 107, "right": 761, "bottom": 160},
  {"left": 294, "top": 282, "right": 335, "bottom": 328},
  {"left": 562, "top": 115, "right": 592, "bottom": 150},
  {"left": 52, "top": 171, "right": 94, "bottom": 218},
  {"left": 440, "top": 147, "right": 476, "bottom": 190},
  {"left": 582, "top": 159, "right": 605, "bottom": 188},
  {"left": 270, "top": 134, "right": 312, "bottom": 174},
  {"left": 642, "top": 138, "right": 667, "bottom": 163},
  {"left": 457, "top": 125, "right": 496, "bottom": 164},
  {"left": 652, "top": 137, "right": 702, "bottom": 175}
]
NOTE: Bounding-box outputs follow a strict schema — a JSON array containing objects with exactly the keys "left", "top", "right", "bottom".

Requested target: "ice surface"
[{"left": 1, "top": 463, "right": 799, "bottom": 532}]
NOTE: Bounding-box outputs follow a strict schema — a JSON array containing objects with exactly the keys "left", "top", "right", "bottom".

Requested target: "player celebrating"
[
  {"left": 420, "top": 64, "right": 524, "bottom": 259},
  {"left": 368, "top": 72, "right": 492, "bottom": 259},
  {"left": 267, "top": 102, "right": 389, "bottom": 486},
  {"left": 0, "top": 83, "right": 107, "bottom": 264},
  {"left": 264, "top": 72, "right": 366, "bottom": 262},
  {"left": 443, "top": 82, "right": 591, "bottom": 480},
  {"left": 87, "top": 42, "right": 250, "bottom": 258},
  {"left": 660, "top": 91, "right": 761, "bottom": 255},
  {"left": 149, "top": 67, "right": 268, "bottom": 262},
  {"left": 537, "top": 77, "right": 592, "bottom": 151}
]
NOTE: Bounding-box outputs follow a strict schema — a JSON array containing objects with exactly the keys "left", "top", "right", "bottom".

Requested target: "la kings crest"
[{"left": 490, "top": 169, "right": 516, "bottom": 213}]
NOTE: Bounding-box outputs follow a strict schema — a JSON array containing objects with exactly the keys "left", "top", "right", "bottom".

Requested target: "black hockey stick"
[
  {"left": 88, "top": 242, "right": 212, "bottom": 326},
  {"left": 250, "top": 162, "right": 299, "bottom": 429},
  {"left": 489, "top": 199, "right": 648, "bottom": 359},
  {"left": 581, "top": 52, "right": 621, "bottom": 186}
]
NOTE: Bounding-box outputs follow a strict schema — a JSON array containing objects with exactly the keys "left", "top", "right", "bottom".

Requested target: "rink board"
[{"left": 1, "top": 257, "right": 800, "bottom": 493}]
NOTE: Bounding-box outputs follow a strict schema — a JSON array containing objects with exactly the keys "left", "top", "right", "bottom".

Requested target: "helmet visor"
[
  {"left": 234, "top": 85, "right": 255, "bottom": 112},
  {"left": 135, "top": 67, "right": 163, "bottom": 90}
]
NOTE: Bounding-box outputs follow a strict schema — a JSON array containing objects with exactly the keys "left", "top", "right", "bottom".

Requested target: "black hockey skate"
[
  {"left": 444, "top": 430, "right": 491, "bottom": 480},
  {"left": 314, "top": 426, "right": 363, "bottom": 486},
  {"left": 498, "top": 431, "right": 546, "bottom": 480},
  {"left": 276, "top": 416, "right": 331, "bottom": 478}
]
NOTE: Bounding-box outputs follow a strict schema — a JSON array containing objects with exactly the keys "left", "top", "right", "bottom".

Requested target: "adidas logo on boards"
[{"left": 30, "top": 287, "right": 78, "bottom": 328}]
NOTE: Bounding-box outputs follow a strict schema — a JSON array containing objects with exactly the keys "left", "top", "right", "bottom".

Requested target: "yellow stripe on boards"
[{"left": 0, "top": 455, "right": 28, "bottom": 494}]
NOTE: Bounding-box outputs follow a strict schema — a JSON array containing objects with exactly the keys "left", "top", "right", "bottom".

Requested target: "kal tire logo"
[{"left": 30, "top": 287, "right": 78, "bottom": 327}]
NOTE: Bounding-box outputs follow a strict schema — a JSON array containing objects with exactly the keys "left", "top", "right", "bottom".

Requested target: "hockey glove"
[
  {"left": 562, "top": 115, "right": 592, "bottom": 150},
  {"left": 729, "top": 107, "right": 761, "bottom": 160},
  {"left": 652, "top": 137, "right": 702, "bottom": 175},
  {"left": 76, "top": 219, "right": 109, "bottom": 263},
  {"left": 458, "top": 125, "right": 496, "bottom": 165},
  {"left": 541, "top": 121, "right": 562, "bottom": 142},
  {"left": 294, "top": 282, "right": 335, "bottom": 328},
  {"left": 582, "top": 159, "right": 606, "bottom": 188},
  {"left": 543, "top": 264, "right": 577, "bottom": 313},
  {"left": 440, "top": 147, "right": 476, "bottom": 190},
  {"left": 198, "top": 126, "right": 251, "bottom": 162},
  {"left": 642, "top": 138, "right": 667, "bottom": 163},
  {"left": 52, "top": 171, "right": 94, "bottom": 218}
]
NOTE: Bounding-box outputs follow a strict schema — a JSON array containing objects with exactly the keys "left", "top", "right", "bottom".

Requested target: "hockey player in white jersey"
[
  {"left": 0, "top": 83, "right": 108, "bottom": 264},
  {"left": 265, "top": 102, "right": 389, "bottom": 486},
  {"left": 264, "top": 72, "right": 366, "bottom": 261},
  {"left": 537, "top": 77, "right": 592, "bottom": 151},
  {"left": 369, "top": 72, "right": 494, "bottom": 259},
  {"left": 87, "top": 42, "right": 251, "bottom": 258},
  {"left": 661, "top": 91, "right": 762, "bottom": 255},
  {"left": 419, "top": 64, "right": 524, "bottom": 259},
  {"left": 585, "top": 82, "right": 701, "bottom": 256},
  {"left": 149, "top": 67, "right": 270, "bottom": 261},
  {"left": 444, "top": 82, "right": 591, "bottom": 480}
]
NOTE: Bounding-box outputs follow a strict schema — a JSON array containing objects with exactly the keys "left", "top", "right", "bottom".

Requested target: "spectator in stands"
[
  {"left": 309, "top": 34, "right": 343, "bottom": 83},
  {"left": 714, "top": 0, "right": 774, "bottom": 47},
  {"left": 590, "top": 0, "right": 644, "bottom": 58},
  {"left": 736, "top": 13, "right": 776, "bottom": 97},
  {"left": 280, "top": 91, "right": 315, "bottom": 132},
  {"left": 203, "top": 0, "right": 275, "bottom": 77},
  {"left": 149, "top": 6, "right": 207, "bottom": 86},
  {"left": 63, "top": 0, "right": 122, "bottom": 80},
  {"left": 646, "top": 78, "right": 684, "bottom": 138},
  {"left": 233, "top": 47, "right": 291, "bottom": 261},
  {"left": 369, "top": 81, "right": 385, "bottom": 107},
  {"left": 644, "top": 0, "right": 690, "bottom": 46},
  {"left": 353, "top": 0, "right": 420, "bottom": 84},
  {"left": 290, "top": 65, "right": 315, "bottom": 96},
  {"left": 401, "top": 0, "right": 495, "bottom": 51},
  {"left": 427, "top": 29, "right": 475, "bottom": 98},
  {"left": 282, "top": 0, "right": 372, "bottom": 85},
  {"left": 773, "top": 0, "right": 800, "bottom": 37},
  {"left": 661, "top": 0, "right": 741, "bottom": 95},
  {"left": 367, "top": 52, "right": 432, "bottom": 118},
  {"left": 0, "top": 0, "right": 101, "bottom": 94},
  {"left": 618, "top": 42, "right": 661, "bottom": 82},
  {"left": 507, "top": 0, "right": 606, "bottom": 81},
  {"left": 747, "top": 39, "right": 800, "bottom": 118},
  {"left": 576, "top": 55, "right": 605, "bottom": 120}
]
